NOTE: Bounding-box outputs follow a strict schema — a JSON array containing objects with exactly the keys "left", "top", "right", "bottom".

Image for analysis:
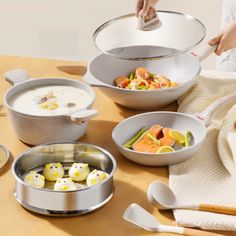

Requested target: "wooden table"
[{"left": 0, "top": 55, "right": 233, "bottom": 236}]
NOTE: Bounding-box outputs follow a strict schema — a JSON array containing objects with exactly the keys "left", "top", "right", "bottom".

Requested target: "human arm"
[
  {"left": 136, "top": 0, "right": 159, "bottom": 17},
  {"left": 209, "top": 21, "right": 236, "bottom": 56}
]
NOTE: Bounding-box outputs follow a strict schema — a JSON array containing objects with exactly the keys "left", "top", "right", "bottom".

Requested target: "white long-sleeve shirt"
[{"left": 217, "top": 0, "right": 236, "bottom": 71}]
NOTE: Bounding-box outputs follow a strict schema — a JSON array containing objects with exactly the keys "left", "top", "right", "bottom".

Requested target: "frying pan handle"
[
  {"left": 83, "top": 71, "right": 109, "bottom": 88},
  {"left": 195, "top": 93, "right": 236, "bottom": 126},
  {"left": 4, "top": 69, "right": 30, "bottom": 85},
  {"left": 192, "top": 44, "right": 217, "bottom": 62}
]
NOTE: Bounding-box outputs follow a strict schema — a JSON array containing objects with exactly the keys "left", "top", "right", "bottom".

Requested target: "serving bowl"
[
  {"left": 12, "top": 142, "right": 116, "bottom": 216},
  {"left": 4, "top": 69, "right": 97, "bottom": 146}
]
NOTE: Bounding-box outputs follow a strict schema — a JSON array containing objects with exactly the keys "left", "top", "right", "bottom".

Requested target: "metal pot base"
[{"left": 15, "top": 191, "right": 114, "bottom": 217}]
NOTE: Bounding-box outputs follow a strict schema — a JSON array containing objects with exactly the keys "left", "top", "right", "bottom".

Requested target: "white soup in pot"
[{"left": 9, "top": 85, "right": 92, "bottom": 116}]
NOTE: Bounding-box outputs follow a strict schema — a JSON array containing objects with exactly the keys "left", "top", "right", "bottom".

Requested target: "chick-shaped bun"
[
  {"left": 86, "top": 169, "right": 108, "bottom": 187},
  {"left": 24, "top": 171, "right": 45, "bottom": 189},
  {"left": 68, "top": 163, "right": 90, "bottom": 182},
  {"left": 54, "top": 178, "right": 77, "bottom": 191},
  {"left": 43, "top": 162, "right": 64, "bottom": 181}
]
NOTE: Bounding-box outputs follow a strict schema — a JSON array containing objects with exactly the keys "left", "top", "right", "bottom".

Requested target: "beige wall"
[{"left": 0, "top": 0, "right": 223, "bottom": 69}]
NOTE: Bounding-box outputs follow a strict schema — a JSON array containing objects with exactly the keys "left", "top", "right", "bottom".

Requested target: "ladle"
[{"left": 147, "top": 181, "right": 236, "bottom": 215}]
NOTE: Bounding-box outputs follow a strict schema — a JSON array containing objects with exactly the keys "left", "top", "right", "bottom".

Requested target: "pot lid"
[{"left": 93, "top": 11, "right": 206, "bottom": 60}]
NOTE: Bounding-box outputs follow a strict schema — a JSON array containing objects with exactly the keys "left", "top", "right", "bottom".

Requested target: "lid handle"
[{"left": 137, "top": 13, "right": 161, "bottom": 31}]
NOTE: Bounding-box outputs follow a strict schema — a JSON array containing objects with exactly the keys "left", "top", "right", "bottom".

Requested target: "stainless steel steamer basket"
[{"left": 12, "top": 142, "right": 116, "bottom": 216}]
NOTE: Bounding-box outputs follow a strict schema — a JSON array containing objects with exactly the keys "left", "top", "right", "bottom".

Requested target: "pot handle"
[
  {"left": 193, "top": 93, "right": 236, "bottom": 126},
  {"left": 69, "top": 109, "right": 98, "bottom": 125},
  {"left": 4, "top": 69, "right": 30, "bottom": 85},
  {"left": 83, "top": 71, "right": 109, "bottom": 88},
  {"left": 192, "top": 44, "right": 217, "bottom": 62}
]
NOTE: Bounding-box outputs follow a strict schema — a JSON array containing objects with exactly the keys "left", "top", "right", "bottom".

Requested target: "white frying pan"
[{"left": 112, "top": 93, "right": 236, "bottom": 166}]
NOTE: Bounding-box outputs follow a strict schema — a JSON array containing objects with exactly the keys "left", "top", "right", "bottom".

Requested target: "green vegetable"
[
  {"left": 149, "top": 73, "right": 154, "bottom": 78},
  {"left": 147, "top": 133, "right": 161, "bottom": 145},
  {"left": 184, "top": 131, "right": 192, "bottom": 147},
  {"left": 137, "top": 85, "right": 148, "bottom": 90},
  {"left": 123, "top": 128, "right": 147, "bottom": 149},
  {"left": 128, "top": 72, "right": 135, "bottom": 81}
]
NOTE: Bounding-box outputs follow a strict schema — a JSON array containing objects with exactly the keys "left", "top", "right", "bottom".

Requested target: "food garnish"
[
  {"left": 40, "top": 100, "right": 59, "bottom": 110},
  {"left": 40, "top": 91, "right": 56, "bottom": 103},
  {"left": 66, "top": 102, "right": 76, "bottom": 108},
  {"left": 184, "top": 131, "right": 192, "bottom": 147},
  {"left": 169, "top": 130, "right": 185, "bottom": 144},
  {"left": 123, "top": 128, "right": 147, "bottom": 149},
  {"left": 39, "top": 91, "right": 59, "bottom": 110},
  {"left": 147, "top": 133, "right": 161, "bottom": 145},
  {"left": 114, "top": 67, "right": 179, "bottom": 90},
  {"left": 156, "top": 146, "right": 175, "bottom": 153}
]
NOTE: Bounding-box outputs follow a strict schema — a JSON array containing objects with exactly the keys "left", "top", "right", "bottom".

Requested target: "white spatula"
[{"left": 123, "top": 203, "right": 224, "bottom": 236}]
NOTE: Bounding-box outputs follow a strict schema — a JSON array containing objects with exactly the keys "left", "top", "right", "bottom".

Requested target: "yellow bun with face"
[
  {"left": 43, "top": 163, "right": 64, "bottom": 181},
  {"left": 54, "top": 178, "right": 77, "bottom": 191},
  {"left": 68, "top": 163, "right": 90, "bottom": 181},
  {"left": 24, "top": 171, "right": 45, "bottom": 189},
  {"left": 86, "top": 169, "right": 108, "bottom": 187}
]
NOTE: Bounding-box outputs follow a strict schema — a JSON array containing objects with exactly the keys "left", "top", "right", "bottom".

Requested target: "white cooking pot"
[{"left": 3, "top": 69, "right": 97, "bottom": 146}]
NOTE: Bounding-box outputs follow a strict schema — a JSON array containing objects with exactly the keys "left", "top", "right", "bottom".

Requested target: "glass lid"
[{"left": 93, "top": 11, "right": 206, "bottom": 60}]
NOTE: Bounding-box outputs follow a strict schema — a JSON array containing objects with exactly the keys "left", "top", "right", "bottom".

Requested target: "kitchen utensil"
[
  {"left": 4, "top": 69, "right": 97, "bottom": 145},
  {"left": 123, "top": 203, "right": 223, "bottom": 236},
  {"left": 12, "top": 142, "right": 116, "bottom": 216},
  {"left": 147, "top": 181, "right": 236, "bottom": 215},
  {"left": 93, "top": 11, "right": 205, "bottom": 60},
  {"left": 84, "top": 44, "right": 216, "bottom": 110},
  {"left": 0, "top": 145, "right": 10, "bottom": 169},
  {"left": 112, "top": 92, "right": 236, "bottom": 166}
]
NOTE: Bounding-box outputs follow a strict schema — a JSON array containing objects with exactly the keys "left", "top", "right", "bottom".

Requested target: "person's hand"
[
  {"left": 136, "top": 0, "right": 159, "bottom": 18},
  {"left": 208, "top": 21, "right": 236, "bottom": 56}
]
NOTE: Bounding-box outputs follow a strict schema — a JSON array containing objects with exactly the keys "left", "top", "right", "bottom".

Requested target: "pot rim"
[
  {"left": 4, "top": 77, "right": 96, "bottom": 118},
  {"left": 12, "top": 141, "right": 117, "bottom": 193}
]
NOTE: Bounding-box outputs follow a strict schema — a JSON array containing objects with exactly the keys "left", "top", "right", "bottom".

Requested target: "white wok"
[{"left": 84, "top": 45, "right": 216, "bottom": 110}]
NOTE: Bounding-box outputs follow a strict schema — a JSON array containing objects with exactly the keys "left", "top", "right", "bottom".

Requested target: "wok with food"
[{"left": 114, "top": 67, "right": 179, "bottom": 90}]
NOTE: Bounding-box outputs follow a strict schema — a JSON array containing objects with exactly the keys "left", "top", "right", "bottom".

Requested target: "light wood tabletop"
[{"left": 0, "top": 55, "right": 234, "bottom": 236}]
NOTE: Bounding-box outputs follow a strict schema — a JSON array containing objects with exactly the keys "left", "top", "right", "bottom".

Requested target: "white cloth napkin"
[{"left": 169, "top": 70, "right": 236, "bottom": 231}]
